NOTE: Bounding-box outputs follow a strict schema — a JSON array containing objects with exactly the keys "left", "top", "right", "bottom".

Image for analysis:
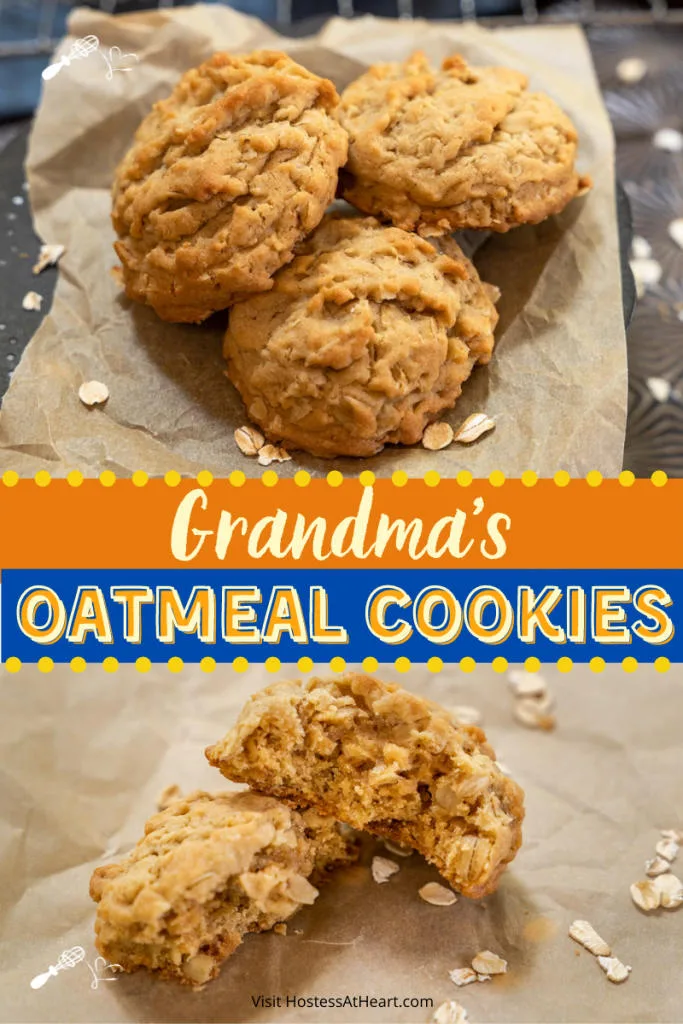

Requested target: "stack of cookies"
[
  {"left": 112, "top": 49, "right": 589, "bottom": 458},
  {"left": 90, "top": 674, "right": 524, "bottom": 987}
]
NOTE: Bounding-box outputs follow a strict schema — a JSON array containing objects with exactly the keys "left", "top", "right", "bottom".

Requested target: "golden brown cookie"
[
  {"left": 206, "top": 675, "right": 524, "bottom": 899},
  {"left": 224, "top": 215, "right": 499, "bottom": 458},
  {"left": 112, "top": 51, "right": 348, "bottom": 323},
  {"left": 90, "top": 790, "right": 356, "bottom": 986},
  {"left": 339, "top": 52, "right": 590, "bottom": 234}
]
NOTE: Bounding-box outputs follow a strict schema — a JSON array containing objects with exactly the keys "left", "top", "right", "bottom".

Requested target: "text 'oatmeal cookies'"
[
  {"left": 224, "top": 216, "right": 499, "bottom": 458},
  {"left": 112, "top": 51, "right": 348, "bottom": 323},
  {"left": 89, "top": 790, "right": 356, "bottom": 987},
  {"left": 339, "top": 52, "right": 590, "bottom": 235},
  {"left": 206, "top": 674, "right": 524, "bottom": 898}
]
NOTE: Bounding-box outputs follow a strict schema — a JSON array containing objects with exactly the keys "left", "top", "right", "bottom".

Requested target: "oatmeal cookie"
[
  {"left": 339, "top": 52, "right": 590, "bottom": 234},
  {"left": 90, "top": 790, "right": 356, "bottom": 987},
  {"left": 206, "top": 675, "right": 524, "bottom": 898},
  {"left": 224, "top": 215, "right": 499, "bottom": 458},
  {"left": 112, "top": 51, "right": 348, "bottom": 323}
]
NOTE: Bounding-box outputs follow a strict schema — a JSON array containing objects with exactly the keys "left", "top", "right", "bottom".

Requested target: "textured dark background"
[{"left": 0, "top": 21, "right": 682, "bottom": 475}]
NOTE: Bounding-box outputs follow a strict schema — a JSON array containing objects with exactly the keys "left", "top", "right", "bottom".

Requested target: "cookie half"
[
  {"left": 206, "top": 674, "right": 524, "bottom": 899},
  {"left": 90, "top": 790, "right": 356, "bottom": 986},
  {"left": 112, "top": 51, "right": 348, "bottom": 322},
  {"left": 339, "top": 52, "right": 590, "bottom": 234},
  {"left": 224, "top": 215, "right": 499, "bottom": 457}
]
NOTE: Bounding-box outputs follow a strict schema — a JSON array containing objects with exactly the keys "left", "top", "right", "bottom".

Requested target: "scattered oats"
[
  {"left": 419, "top": 882, "right": 458, "bottom": 906},
  {"left": 645, "top": 856, "right": 672, "bottom": 877},
  {"left": 655, "top": 837, "right": 679, "bottom": 862},
  {"left": 273, "top": 922, "right": 288, "bottom": 936},
  {"left": 449, "top": 705, "right": 482, "bottom": 726},
  {"left": 433, "top": 1000, "right": 468, "bottom": 1024},
  {"left": 630, "top": 879, "right": 661, "bottom": 911},
  {"left": 647, "top": 377, "right": 671, "bottom": 403},
  {"left": 156, "top": 783, "right": 182, "bottom": 811},
  {"left": 449, "top": 967, "right": 480, "bottom": 987},
  {"left": 630, "top": 235, "right": 652, "bottom": 260},
  {"left": 471, "top": 950, "right": 507, "bottom": 975},
  {"left": 453, "top": 412, "right": 495, "bottom": 445},
  {"left": 22, "top": 290, "right": 42, "bottom": 311},
  {"left": 597, "top": 956, "right": 631, "bottom": 984},
  {"left": 495, "top": 760, "right": 512, "bottom": 776},
  {"left": 78, "top": 380, "right": 109, "bottom": 407},
  {"left": 423, "top": 421, "right": 454, "bottom": 451},
  {"left": 32, "top": 242, "right": 65, "bottom": 274},
  {"left": 383, "top": 838, "right": 413, "bottom": 858},
  {"left": 655, "top": 873, "right": 683, "bottom": 909},
  {"left": 568, "top": 920, "right": 611, "bottom": 956},
  {"left": 630, "top": 257, "right": 662, "bottom": 298},
  {"left": 514, "top": 697, "right": 556, "bottom": 731},
  {"left": 653, "top": 128, "right": 683, "bottom": 153},
  {"left": 660, "top": 828, "right": 683, "bottom": 842},
  {"left": 257, "top": 443, "right": 292, "bottom": 466},
  {"left": 668, "top": 219, "right": 683, "bottom": 251},
  {"left": 507, "top": 668, "right": 547, "bottom": 698},
  {"left": 371, "top": 856, "right": 400, "bottom": 884},
  {"left": 234, "top": 424, "right": 265, "bottom": 457},
  {"left": 616, "top": 57, "right": 648, "bottom": 84}
]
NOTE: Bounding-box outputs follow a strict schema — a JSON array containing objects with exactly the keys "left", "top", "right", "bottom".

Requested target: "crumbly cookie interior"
[
  {"left": 207, "top": 674, "right": 524, "bottom": 898},
  {"left": 90, "top": 791, "right": 356, "bottom": 986}
]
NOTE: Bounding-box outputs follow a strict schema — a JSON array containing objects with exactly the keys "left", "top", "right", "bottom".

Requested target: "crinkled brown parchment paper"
[
  {"left": 0, "top": 6, "right": 625, "bottom": 477},
  {"left": 1, "top": 663, "right": 681, "bottom": 1023}
]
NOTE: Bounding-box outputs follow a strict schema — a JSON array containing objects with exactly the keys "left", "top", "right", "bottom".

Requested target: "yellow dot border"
[
  {"left": 0, "top": 471, "right": 672, "bottom": 487},
  {"left": 0, "top": 656, "right": 671, "bottom": 673}
]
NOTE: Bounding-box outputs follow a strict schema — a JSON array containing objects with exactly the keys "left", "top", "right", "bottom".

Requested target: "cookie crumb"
[
  {"left": 449, "top": 967, "right": 480, "bottom": 987},
  {"left": 653, "top": 128, "right": 683, "bottom": 153},
  {"left": 568, "top": 920, "right": 611, "bottom": 956},
  {"left": 257, "top": 443, "right": 292, "bottom": 466},
  {"left": 630, "top": 236, "right": 652, "bottom": 260},
  {"left": 507, "top": 669, "right": 547, "bottom": 699},
  {"left": 597, "top": 956, "right": 631, "bottom": 984},
  {"left": 630, "top": 879, "right": 660, "bottom": 911},
  {"left": 513, "top": 696, "right": 556, "bottom": 731},
  {"left": 383, "top": 838, "right": 413, "bottom": 858},
  {"left": 419, "top": 882, "right": 458, "bottom": 906},
  {"left": 273, "top": 922, "right": 288, "bottom": 936},
  {"left": 655, "top": 837, "right": 679, "bottom": 862},
  {"left": 33, "top": 243, "right": 65, "bottom": 275},
  {"left": 371, "top": 856, "right": 400, "bottom": 884},
  {"left": 668, "top": 219, "right": 683, "bottom": 252},
  {"left": 432, "top": 1000, "right": 468, "bottom": 1024},
  {"left": 630, "top": 257, "right": 662, "bottom": 298},
  {"left": 78, "top": 380, "right": 110, "bottom": 407},
  {"left": 616, "top": 57, "right": 647, "bottom": 84},
  {"left": 449, "top": 705, "right": 482, "bottom": 726},
  {"left": 422, "top": 422, "right": 454, "bottom": 451},
  {"left": 235, "top": 425, "right": 265, "bottom": 457},
  {"left": 647, "top": 377, "right": 671, "bottom": 404},
  {"left": 656, "top": 873, "right": 683, "bottom": 909},
  {"left": 453, "top": 413, "right": 495, "bottom": 445},
  {"left": 22, "top": 290, "right": 42, "bottom": 311},
  {"left": 471, "top": 950, "right": 507, "bottom": 975}
]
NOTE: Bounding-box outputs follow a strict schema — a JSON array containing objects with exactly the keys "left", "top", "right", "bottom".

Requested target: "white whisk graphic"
[
  {"left": 42, "top": 36, "right": 100, "bottom": 81},
  {"left": 30, "top": 946, "right": 86, "bottom": 989}
]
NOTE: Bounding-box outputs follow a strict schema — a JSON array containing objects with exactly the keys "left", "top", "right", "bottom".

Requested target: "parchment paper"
[
  {"left": 1, "top": 663, "right": 681, "bottom": 1023},
  {"left": 0, "top": 6, "right": 626, "bottom": 477}
]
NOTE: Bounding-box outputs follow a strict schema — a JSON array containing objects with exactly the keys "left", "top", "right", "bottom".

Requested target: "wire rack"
[{"left": 0, "top": 0, "right": 682, "bottom": 63}]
